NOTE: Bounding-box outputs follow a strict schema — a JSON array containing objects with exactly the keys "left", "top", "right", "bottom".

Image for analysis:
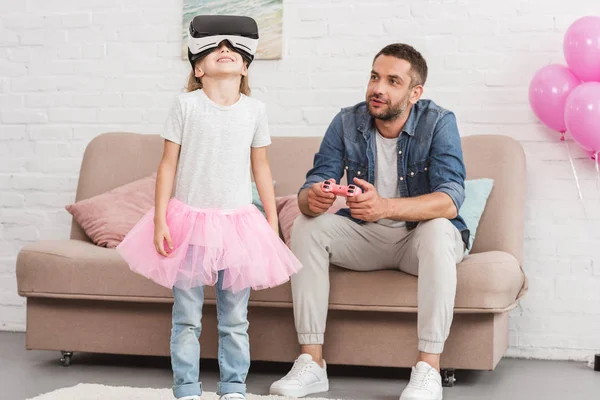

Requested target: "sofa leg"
[
  {"left": 60, "top": 351, "right": 73, "bottom": 367},
  {"left": 441, "top": 369, "right": 456, "bottom": 387}
]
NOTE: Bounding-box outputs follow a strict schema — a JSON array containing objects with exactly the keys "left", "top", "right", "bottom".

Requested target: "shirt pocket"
[
  {"left": 406, "top": 159, "right": 430, "bottom": 195},
  {"left": 344, "top": 158, "right": 368, "bottom": 183}
]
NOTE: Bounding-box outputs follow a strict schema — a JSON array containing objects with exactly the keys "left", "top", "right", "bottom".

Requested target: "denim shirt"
[{"left": 300, "top": 99, "right": 470, "bottom": 248}]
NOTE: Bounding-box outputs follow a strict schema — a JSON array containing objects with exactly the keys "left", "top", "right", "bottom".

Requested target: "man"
[{"left": 269, "top": 43, "right": 469, "bottom": 400}]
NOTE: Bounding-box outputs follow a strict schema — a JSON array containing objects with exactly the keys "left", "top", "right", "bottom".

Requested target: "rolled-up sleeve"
[
  {"left": 428, "top": 112, "right": 466, "bottom": 212},
  {"left": 299, "top": 112, "right": 345, "bottom": 194}
]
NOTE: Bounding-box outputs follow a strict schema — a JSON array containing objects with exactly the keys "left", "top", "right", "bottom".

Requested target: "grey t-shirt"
[
  {"left": 161, "top": 89, "right": 271, "bottom": 210},
  {"left": 374, "top": 130, "right": 405, "bottom": 227}
]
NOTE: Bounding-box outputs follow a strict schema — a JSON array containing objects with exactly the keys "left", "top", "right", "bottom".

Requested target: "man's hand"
[
  {"left": 307, "top": 179, "right": 337, "bottom": 214},
  {"left": 346, "top": 178, "right": 389, "bottom": 222}
]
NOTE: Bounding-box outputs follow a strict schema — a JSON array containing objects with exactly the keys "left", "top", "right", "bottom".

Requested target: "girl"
[{"left": 117, "top": 15, "right": 302, "bottom": 400}]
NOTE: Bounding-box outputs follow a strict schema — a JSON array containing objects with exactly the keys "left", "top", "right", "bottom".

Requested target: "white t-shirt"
[
  {"left": 161, "top": 89, "right": 271, "bottom": 210},
  {"left": 374, "top": 130, "right": 405, "bottom": 228}
]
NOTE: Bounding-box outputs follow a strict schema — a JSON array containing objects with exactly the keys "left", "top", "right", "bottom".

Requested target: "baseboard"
[{"left": 505, "top": 347, "right": 597, "bottom": 362}]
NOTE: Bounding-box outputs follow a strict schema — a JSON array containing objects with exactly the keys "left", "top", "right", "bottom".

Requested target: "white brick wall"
[{"left": 1, "top": 0, "right": 599, "bottom": 360}]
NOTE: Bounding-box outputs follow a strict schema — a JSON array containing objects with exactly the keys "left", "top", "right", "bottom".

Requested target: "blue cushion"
[{"left": 460, "top": 178, "right": 494, "bottom": 254}]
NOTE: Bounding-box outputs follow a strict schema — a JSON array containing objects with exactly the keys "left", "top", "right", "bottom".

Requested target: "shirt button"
[
  {"left": 357, "top": 171, "right": 361, "bottom": 175},
  {"left": 424, "top": 167, "right": 428, "bottom": 171},
  {"left": 345, "top": 166, "right": 348, "bottom": 170},
  {"left": 398, "top": 150, "right": 402, "bottom": 155},
  {"left": 410, "top": 172, "right": 415, "bottom": 176},
  {"left": 400, "top": 177, "right": 404, "bottom": 181}
]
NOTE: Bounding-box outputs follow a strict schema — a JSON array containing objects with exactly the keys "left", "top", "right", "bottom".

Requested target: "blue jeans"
[{"left": 170, "top": 270, "right": 251, "bottom": 398}]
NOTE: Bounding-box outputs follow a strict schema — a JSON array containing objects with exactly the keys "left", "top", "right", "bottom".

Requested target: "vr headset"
[{"left": 187, "top": 15, "right": 259, "bottom": 68}]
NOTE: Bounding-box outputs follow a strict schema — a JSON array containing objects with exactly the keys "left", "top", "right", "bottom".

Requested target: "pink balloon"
[
  {"left": 529, "top": 64, "right": 581, "bottom": 133},
  {"left": 564, "top": 82, "right": 600, "bottom": 153},
  {"left": 564, "top": 16, "right": 600, "bottom": 82}
]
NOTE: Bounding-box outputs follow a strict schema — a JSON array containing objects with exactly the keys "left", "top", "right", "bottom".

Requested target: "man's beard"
[{"left": 367, "top": 94, "right": 410, "bottom": 121}]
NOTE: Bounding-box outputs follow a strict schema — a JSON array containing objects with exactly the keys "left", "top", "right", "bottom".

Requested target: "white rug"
[{"left": 26, "top": 383, "right": 345, "bottom": 400}]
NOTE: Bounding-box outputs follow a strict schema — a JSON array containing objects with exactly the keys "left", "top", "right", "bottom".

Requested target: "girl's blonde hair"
[{"left": 186, "top": 61, "right": 251, "bottom": 96}]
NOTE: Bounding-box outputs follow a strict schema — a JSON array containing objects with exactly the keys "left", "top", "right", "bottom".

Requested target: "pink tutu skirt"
[{"left": 116, "top": 198, "right": 302, "bottom": 293}]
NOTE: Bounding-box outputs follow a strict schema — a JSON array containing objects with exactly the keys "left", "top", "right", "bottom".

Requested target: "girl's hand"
[{"left": 154, "top": 220, "right": 173, "bottom": 257}]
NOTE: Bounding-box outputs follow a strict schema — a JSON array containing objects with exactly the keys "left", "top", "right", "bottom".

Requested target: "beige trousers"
[{"left": 290, "top": 213, "right": 464, "bottom": 354}]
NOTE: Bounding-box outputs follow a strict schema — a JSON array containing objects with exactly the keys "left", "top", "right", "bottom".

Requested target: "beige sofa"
[{"left": 16, "top": 132, "right": 527, "bottom": 383}]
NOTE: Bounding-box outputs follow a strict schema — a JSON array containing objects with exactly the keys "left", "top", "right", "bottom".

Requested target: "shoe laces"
[
  {"left": 407, "top": 367, "right": 433, "bottom": 390},
  {"left": 284, "top": 358, "right": 312, "bottom": 379}
]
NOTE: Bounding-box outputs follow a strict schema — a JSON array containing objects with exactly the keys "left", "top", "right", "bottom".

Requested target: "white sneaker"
[
  {"left": 399, "top": 361, "right": 443, "bottom": 400},
  {"left": 269, "top": 354, "right": 329, "bottom": 397},
  {"left": 220, "top": 394, "right": 245, "bottom": 400},
  {"left": 179, "top": 396, "right": 201, "bottom": 400}
]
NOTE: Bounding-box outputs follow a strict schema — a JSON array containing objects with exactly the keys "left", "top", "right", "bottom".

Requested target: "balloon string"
[{"left": 565, "top": 137, "right": 584, "bottom": 200}]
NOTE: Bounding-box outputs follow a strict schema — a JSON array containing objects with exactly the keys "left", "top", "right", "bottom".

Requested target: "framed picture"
[{"left": 182, "top": 0, "right": 283, "bottom": 60}]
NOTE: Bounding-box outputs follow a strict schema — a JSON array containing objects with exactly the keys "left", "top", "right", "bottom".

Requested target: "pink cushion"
[
  {"left": 65, "top": 173, "right": 156, "bottom": 248},
  {"left": 276, "top": 194, "right": 346, "bottom": 247}
]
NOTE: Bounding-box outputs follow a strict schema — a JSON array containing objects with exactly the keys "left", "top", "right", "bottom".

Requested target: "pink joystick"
[{"left": 321, "top": 180, "right": 363, "bottom": 197}]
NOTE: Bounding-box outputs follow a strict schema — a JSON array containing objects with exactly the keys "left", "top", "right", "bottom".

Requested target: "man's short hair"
[{"left": 374, "top": 43, "right": 428, "bottom": 87}]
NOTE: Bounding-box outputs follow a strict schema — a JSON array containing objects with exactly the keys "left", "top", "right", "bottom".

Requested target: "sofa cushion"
[
  {"left": 16, "top": 240, "right": 172, "bottom": 299},
  {"left": 17, "top": 240, "right": 524, "bottom": 312},
  {"left": 250, "top": 250, "right": 524, "bottom": 311},
  {"left": 65, "top": 173, "right": 156, "bottom": 248}
]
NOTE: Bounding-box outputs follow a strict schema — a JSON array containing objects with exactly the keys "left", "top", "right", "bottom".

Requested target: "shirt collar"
[{"left": 358, "top": 103, "right": 418, "bottom": 137}]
